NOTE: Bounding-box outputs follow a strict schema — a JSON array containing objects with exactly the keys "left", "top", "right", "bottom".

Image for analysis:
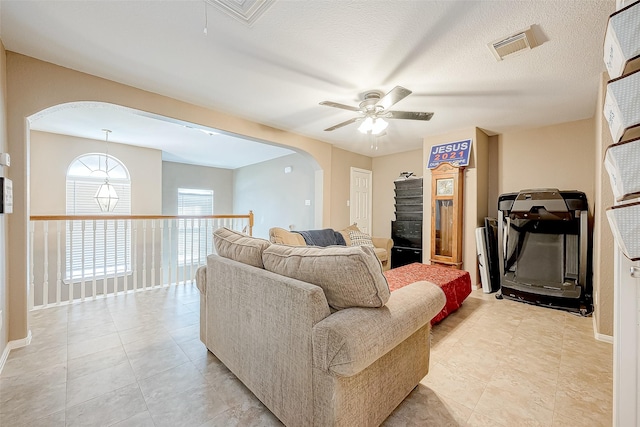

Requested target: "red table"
[{"left": 384, "top": 263, "right": 472, "bottom": 325}]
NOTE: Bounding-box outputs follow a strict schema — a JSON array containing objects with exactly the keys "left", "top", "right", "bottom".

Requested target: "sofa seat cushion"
[
  {"left": 213, "top": 227, "right": 271, "bottom": 269},
  {"left": 312, "top": 281, "right": 446, "bottom": 377},
  {"left": 262, "top": 245, "right": 390, "bottom": 310}
]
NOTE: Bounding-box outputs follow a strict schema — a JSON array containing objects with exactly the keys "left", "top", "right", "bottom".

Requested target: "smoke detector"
[{"left": 488, "top": 26, "right": 538, "bottom": 61}]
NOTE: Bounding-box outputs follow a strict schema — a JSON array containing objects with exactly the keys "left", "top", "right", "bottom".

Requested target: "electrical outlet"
[{"left": 305, "top": 200, "right": 311, "bottom": 206}]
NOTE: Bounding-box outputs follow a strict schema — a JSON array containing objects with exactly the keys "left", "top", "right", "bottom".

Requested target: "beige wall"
[
  {"left": 233, "top": 153, "right": 317, "bottom": 239},
  {"left": 330, "top": 147, "right": 372, "bottom": 231},
  {"left": 371, "top": 149, "right": 423, "bottom": 238},
  {"left": 31, "top": 132, "right": 162, "bottom": 215},
  {"left": 0, "top": 43, "right": 7, "bottom": 360},
  {"left": 4, "top": 52, "right": 337, "bottom": 343},
  {"left": 593, "top": 73, "right": 615, "bottom": 337},
  {"left": 162, "top": 161, "right": 233, "bottom": 216},
  {"left": 497, "top": 119, "right": 596, "bottom": 208},
  {"left": 487, "top": 135, "right": 499, "bottom": 215}
]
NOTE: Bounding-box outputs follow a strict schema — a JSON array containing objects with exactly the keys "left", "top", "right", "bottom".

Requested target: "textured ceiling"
[{"left": 0, "top": 0, "right": 615, "bottom": 166}]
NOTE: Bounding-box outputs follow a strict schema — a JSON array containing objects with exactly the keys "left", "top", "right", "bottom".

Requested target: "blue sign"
[{"left": 427, "top": 139, "right": 472, "bottom": 169}]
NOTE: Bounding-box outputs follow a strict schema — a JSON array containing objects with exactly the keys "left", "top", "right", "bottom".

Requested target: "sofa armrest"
[
  {"left": 312, "top": 281, "right": 445, "bottom": 377},
  {"left": 269, "top": 227, "right": 306, "bottom": 245},
  {"left": 195, "top": 265, "right": 207, "bottom": 295},
  {"left": 371, "top": 236, "right": 393, "bottom": 253}
]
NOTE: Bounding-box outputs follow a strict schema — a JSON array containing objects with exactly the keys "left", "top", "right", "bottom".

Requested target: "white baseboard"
[
  {"left": 0, "top": 345, "right": 9, "bottom": 374},
  {"left": 0, "top": 330, "right": 33, "bottom": 375},
  {"left": 593, "top": 315, "right": 614, "bottom": 343},
  {"left": 595, "top": 332, "right": 614, "bottom": 343}
]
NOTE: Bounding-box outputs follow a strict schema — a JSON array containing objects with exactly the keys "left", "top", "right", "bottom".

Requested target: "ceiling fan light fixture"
[
  {"left": 358, "top": 117, "right": 373, "bottom": 134},
  {"left": 372, "top": 118, "right": 388, "bottom": 134},
  {"left": 358, "top": 117, "right": 388, "bottom": 135},
  {"left": 321, "top": 86, "right": 432, "bottom": 133}
]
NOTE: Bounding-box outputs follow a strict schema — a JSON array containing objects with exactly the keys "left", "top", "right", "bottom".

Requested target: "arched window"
[{"left": 66, "top": 153, "right": 131, "bottom": 281}]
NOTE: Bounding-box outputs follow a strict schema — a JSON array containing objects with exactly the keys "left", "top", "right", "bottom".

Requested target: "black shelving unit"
[{"left": 391, "top": 178, "right": 423, "bottom": 268}]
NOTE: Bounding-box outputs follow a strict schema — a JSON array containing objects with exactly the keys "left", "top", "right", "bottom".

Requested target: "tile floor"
[{"left": 0, "top": 284, "right": 612, "bottom": 426}]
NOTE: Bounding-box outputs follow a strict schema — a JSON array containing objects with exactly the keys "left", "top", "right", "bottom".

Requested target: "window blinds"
[
  {"left": 65, "top": 179, "right": 131, "bottom": 281},
  {"left": 177, "top": 189, "right": 213, "bottom": 265}
]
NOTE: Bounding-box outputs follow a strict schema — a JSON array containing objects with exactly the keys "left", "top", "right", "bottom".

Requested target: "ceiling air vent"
[{"left": 488, "top": 26, "right": 538, "bottom": 61}]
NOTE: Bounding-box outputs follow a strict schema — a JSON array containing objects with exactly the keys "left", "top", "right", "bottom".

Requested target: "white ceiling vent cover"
[{"left": 489, "top": 26, "right": 538, "bottom": 61}]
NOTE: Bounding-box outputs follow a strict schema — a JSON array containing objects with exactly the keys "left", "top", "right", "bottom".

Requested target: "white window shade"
[
  {"left": 604, "top": 1, "right": 640, "bottom": 79},
  {"left": 607, "top": 201, "right": 640, "bottom": 261}
]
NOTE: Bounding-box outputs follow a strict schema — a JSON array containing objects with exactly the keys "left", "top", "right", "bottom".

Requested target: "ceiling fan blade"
[
  {"left": 386, "top": 111, "right": 434, "bottom": 121},
  {"left": 319, "top": 101, "right": 361, "bottom": 112},
  {"left": 324, "top": 117, "right": 360, "bottom": 131},
  {"left": 377, "top": 86, "right": 412, "bottom": 111}
]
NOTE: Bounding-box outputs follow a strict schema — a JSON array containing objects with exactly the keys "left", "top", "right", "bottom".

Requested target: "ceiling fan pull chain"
[{"left": 203, "top": 1, "right": 209, "bottom": 36}]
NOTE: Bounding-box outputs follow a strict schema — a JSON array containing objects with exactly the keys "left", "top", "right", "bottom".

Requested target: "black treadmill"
[{"left": 496, "top": 189, "right": 591, "bottom": 314}]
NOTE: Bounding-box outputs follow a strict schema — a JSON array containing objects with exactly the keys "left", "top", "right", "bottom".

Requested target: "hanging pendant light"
[{"left": 94, "top": 129, "right": 119, "bottom": 212}]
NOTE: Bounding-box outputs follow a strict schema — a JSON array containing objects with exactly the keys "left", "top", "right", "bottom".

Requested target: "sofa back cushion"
[
  {"left": 269, "top": 227, "right": 307, "bottom": 246},
  {"left": 262, "top": 244, "right": 390, "bottom": 310},
  {"left": 213, "top": 227, "right": 271, "bottom": 269}
]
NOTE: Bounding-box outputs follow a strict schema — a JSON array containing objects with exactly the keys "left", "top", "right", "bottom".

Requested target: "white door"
[{"left": 350, "top": 167, "right": 372, "bottom": 234}]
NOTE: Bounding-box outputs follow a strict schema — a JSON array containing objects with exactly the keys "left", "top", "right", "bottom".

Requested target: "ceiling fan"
[{"left": 320, "top": 86, "right": 433, "bottom": 135}]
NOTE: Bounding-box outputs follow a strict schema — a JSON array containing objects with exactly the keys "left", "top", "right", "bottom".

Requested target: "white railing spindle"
[
  {"left": 168, "top": 219, "right": 173, "bottom": 288},
  {"left": 151, "top": 219, "right": 156, "bottom": 288},
  {"left": 182, "top": 218, "right": 187, "bottom": 286},
  {"left": 91, "top": 220, "right": 97, "bottom": 300},
  {"left": 142, "top": 219, "right": 147, "bottom": 290},
  {"left": 133, "top": 220, "right": 138, "bottom": 291},
  {"left": 56, "top": 220, "right": 62, "bottom": 305},
  {"left": 29, "top": 222, "right": 35, "bottom": 310},
  {"left": 159, "top": 220, "right": 164, "bottom": 287},
  {"left": 42, "top": 222, "right": 49, "bottom": 307},
  {"left": 189, "top": 218, "right": 195, "bottom": 284},
  {"left": 114, "top": 220, "right": 119, "bottom": 296},
  {"left": 69, "top": 221, "right": 75, "bottom": 303},
  {"left": 103, "top": 219, "right": 108, "bottom": 298},
  {"left": 80, "top": 221, "right": 85, "bottom": 301},
  {"left": 124, "top": 220, "right": 129, "bottom": 293}
]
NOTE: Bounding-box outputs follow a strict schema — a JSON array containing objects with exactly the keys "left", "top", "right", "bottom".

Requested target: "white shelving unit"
[{"left": 603, "top": 2, "right": 640, "bottom": 425}]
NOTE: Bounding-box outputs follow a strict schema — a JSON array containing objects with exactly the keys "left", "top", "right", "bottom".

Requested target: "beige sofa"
[
  {"left": 196, "top": 228, "right": 445, "bottom": 426},
  {"left": 269, "top": 225, "right": 394, "bottom": 271}
]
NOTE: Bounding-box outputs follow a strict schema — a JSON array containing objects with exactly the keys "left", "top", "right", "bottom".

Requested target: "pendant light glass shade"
[
  {"left": 94, "top": 129, "right": 119, "bottom": 212},
  {"left": 95, "top": 180, "right": 119, "bottom": 212}
]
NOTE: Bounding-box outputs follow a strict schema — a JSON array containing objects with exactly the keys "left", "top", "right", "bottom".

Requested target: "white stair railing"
[{"left": 28, "top": 212, "right": 253, "bottom": 310}]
